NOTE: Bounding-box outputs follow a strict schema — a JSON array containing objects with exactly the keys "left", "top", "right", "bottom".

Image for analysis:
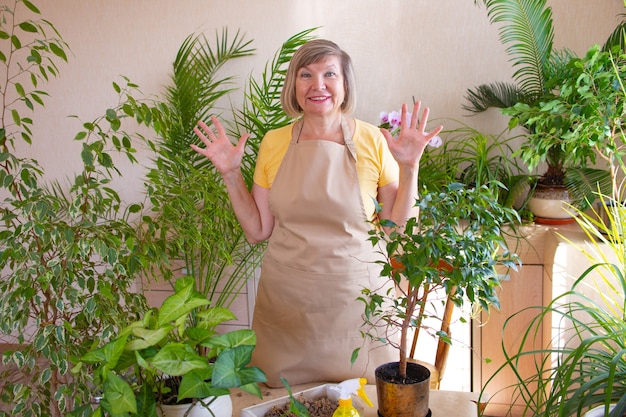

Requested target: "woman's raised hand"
[
  {"left": 191, "top": 116, "right": 250, "bottom": 176},
  {"left": 380, "top": 101, "right": 443, "bottom": 169}
]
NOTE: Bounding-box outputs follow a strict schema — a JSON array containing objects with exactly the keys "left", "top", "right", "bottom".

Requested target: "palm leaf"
[
  {"left": 463, "top": 81, "right": 531, "bottom": 112},
  {"left": 156, "top": 29, "right": 254, "bottom": 173},
  {"left": 603, "top": 13, "right": 626, "bottom": 53},
  {"left": 232, "top": 28, "right": 317, "bottom": 188},
  {"left": 484, "top": 0, "right": 554, "bottom": 97},
  {"left": 565, "top": 167, "right": 612, "bottom": 211}
]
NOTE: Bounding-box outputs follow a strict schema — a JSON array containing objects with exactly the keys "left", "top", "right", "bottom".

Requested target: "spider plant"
[
  {"left": 421, "top": 121, "right": 532, "bottom": 209},
  {"left": 480, "top": 185, "right": 626, "bottom": 417}
]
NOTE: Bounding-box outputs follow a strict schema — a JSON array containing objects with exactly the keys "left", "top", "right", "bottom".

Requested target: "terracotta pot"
[
  {"left": 157, "top": 395, "right": 233, "bottom": 417},
  {"left": 375, "top": 362, "right": 431, "bottom": 417}
]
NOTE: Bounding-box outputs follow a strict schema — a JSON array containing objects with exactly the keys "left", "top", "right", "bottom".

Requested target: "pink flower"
[
  {"left": 388, "top": 111, "right": 402, "bottom": 129},
  {"left": 378, "top": 109, "right": 444, "bottom": 148},
  {"left": 428, "top": 134, "right": 443, "bottom": 148}
]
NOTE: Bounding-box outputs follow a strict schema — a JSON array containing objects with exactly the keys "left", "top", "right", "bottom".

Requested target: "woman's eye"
[
  {"left": 300, "top": 72, "right": 311, "bottom": 78},
  {"left": 325, "top": 71, "right": 336, "bottom": 77}
]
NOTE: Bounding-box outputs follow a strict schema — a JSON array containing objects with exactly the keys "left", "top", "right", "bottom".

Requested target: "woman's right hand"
[{"left": 191, "top": 116, "right": 250, "bottom": 176}]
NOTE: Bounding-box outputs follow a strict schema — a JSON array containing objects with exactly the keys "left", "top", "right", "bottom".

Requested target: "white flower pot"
[
  {"left": 158, "top": 395, "right": 233, "bottom": 417},
  {"left": 528, "top": 184, "right": 575, "bottom": 222},
  {"left": 584, "top": 404, "right": 618, "bottom": 417}
]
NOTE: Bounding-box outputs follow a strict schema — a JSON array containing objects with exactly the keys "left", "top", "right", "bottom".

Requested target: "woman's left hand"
[{"left": 380, "top": 101, "right": 443, "bottom": 169}]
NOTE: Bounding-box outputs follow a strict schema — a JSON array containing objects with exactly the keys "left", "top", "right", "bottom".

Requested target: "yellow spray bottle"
[{"left": 330, "top": 378, "right": 373, "bottom": 417}]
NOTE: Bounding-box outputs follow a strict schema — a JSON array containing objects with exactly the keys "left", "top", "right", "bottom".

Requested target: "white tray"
[{"left": 240, "top": 384, "right": 333, "bottom": 417}]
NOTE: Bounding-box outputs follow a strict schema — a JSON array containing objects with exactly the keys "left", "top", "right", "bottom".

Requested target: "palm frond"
[
  {"left": 463, "top": 81, "right": 532, "bottom": 112},
  {"left": 565, "top": 167, "right": 612, "bottom": 211},
  {"left": 156, "top": 29, "right": 255, "bottom": 173},
  {"left": 233, "top": 28, "right": 317, "bottom": 187},
  {"left": 603, "top": 13, "right": 626, "bottom": 53},
  {"left": 484, "top": 0, "right": 554, "bottom": 96}
]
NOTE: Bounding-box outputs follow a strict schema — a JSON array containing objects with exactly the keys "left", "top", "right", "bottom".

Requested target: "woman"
[{"left": 192, "top": 39, "right": 442, "bottom": 387}]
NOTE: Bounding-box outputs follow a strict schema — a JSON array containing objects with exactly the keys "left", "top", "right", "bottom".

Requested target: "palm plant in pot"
[
  {"left": 78, "top": 276, "right": 267, "bottom": 417},
  {"left": 356, "top": 182, "right": 520, "bottom": 417},
  {"left": 505, "top": 44, "right": 626, "bottom": 223},
  {"left": 466, "top": 0, "right": 616, "bottom": 221},
  {"left": 479, "top": 46, "right": 626, "bottom": 417}
]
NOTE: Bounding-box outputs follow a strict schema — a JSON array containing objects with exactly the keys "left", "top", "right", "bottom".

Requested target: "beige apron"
[{"left": 251, "top": 118, "right": 395, "bottom": 387}]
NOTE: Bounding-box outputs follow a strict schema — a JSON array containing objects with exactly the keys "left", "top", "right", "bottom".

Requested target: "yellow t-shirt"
[{"left": 253, "top": 119, "right": 399, "bottom": 220}]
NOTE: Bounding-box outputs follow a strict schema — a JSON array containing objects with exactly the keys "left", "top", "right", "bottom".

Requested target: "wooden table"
[{"left": 231, "top": 382, "right": 480, "bottom": 417}]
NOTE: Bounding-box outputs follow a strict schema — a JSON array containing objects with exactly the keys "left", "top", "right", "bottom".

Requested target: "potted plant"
[
  {"left": 505, "top": 44, "right": 626, "bottom": 222},
  {"left": 479, "top": 49, "right": 626, "bottom": 417},
  {"left": 78, "top": 276, "right": 267, "bottom": 417},
  {"left": 422, "top": 121, "right": 533, "bottom": 217},
  {"left": 355, "top": 182, "right": 520, "bottom": 417},
  {"left": 465, "top": 0, "right": 623, "bottom": 221},
  {"left": 0, "top": 2, "right": 171, "bottom": 416}
]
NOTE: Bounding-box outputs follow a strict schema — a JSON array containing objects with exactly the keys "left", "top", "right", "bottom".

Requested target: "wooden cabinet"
[
  {"left": 472, "top": 224, "right": 549, "bottom": 417},
  {"left": 476, "top": 265, "right": 543, "bottom": 417}
]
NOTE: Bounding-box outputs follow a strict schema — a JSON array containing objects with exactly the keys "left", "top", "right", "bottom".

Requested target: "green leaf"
[
  {"left": 74, "top": 131, "right": 87, "bottom": 141},
  {"left": 101, "top": 368, "right": 137, "bottom": 415},
  {"left": 11, "top": 35, "right": 22, "bottom": 49},
  {"left": 81, "top": 145, "right": 94, "bottom": 167},
  {"left": 150, "top": 343, "right": 208, "bottom": 376},
  {"left": 18, "top": 22, "right": 38, "bottom": 33},
  {"left": 15, "top": 83, "right": 25, "bottom": 97},
  {"left": 126, "top": 326, "right": 172, "bottom": 350},
  {"left": 81, "top": 333, "right": 130, "bottom": 369},
  {"left": 157, "top": 281, "right": 209, "bottom": 326},
  {"left": 178, "top": 368, "right": 229, "bottom": 401},
  {"left": 135, "top": 383, "right": 157, "bottom": 417},
  {"left": 11, "top": 108, "right": 21, "bottom": 126},
  {"left": 49, "top": 42, "right": 67, "bottom": 62},
  {"left": 22, "top": 0, "right": 41, "bottom": 14},
  {"left": 196, "top": 306, "right": 237, "bottom": 329},
  {"left": 211, "top": 345, "right": 259, "bottom": 388}
]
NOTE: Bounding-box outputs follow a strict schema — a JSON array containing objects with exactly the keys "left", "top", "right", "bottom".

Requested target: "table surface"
[{"left": 231, "top": 382, "right": 480, "bottom": 417}]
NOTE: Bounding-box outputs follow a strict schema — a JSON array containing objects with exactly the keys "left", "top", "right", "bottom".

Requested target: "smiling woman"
[{"left": 191, "top": 38, "right": 443, "bottom": 387}]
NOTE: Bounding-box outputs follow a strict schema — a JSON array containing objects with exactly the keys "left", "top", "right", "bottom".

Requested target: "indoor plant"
[
  {"left": 0, "top": 2, "right": 168, "bottom": 416},
  {"left": 479, "top": 48, "right": 626, "bottom": 417},
  {"left": 466, "top": 0, "right": 621, "bottom": 220},
  {"left": 356, "top": 182, "right": 520, "bottom": 417},
  {"left": 479, "top": 187, "right": 626, "bottom": 417},
  {"left": 420, "top": 121, "right": 533, "bottom": 216},
  {"left": 78, "top": 276, "right": 267, "bottom": 417},
  {"left": 142, "top": 27, "right": 315, "bottom": 309},
  {"left": 505, "top": 44, "right": 626, "bottom": 217}
]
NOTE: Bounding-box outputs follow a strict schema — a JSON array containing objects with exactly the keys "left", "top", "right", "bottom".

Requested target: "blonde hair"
[{"left": 281, "top": 39, "right": 356, "bottom": 118}]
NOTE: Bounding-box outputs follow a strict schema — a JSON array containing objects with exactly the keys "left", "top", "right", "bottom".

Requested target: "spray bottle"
[{"left": 329, "top": 378, "right": 373, "bottom": 417}]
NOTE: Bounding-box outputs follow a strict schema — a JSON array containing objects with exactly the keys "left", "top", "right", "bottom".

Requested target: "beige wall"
[{"left": 18, "top": 0, "right": 625, "bottom": 204}]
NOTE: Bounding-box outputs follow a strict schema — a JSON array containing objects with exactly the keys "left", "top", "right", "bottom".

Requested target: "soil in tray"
[{"left": 263, "top": 395, "right": 338, "bottom": 417}]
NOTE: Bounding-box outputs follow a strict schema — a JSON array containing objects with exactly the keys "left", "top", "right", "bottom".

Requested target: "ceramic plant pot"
[
  {"left": 528, "top": 184, "right": 576, "bottom": 223},
  {"left": 375, "top": 362, "right": 431, "bottom": 417},
  {"left": 157, "top": 395, "right": 233, "bottom": 417},
  {"left": 584, "top": 404, "right": 622, "bottom": 417}
]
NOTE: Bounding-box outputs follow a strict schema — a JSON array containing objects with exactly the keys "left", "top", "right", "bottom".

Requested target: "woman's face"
[{"left": 295, "top": 55, "right": 345, "bottom": 118}]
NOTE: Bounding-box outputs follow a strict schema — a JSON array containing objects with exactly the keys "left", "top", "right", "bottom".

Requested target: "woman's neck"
[{"left": 298, "top": 113, "right": 345, "bottom": 142}]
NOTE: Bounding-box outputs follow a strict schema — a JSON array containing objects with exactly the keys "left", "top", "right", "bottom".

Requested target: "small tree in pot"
[{"left": 356, "top": 182, "right": 520, "bottom": 417}]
